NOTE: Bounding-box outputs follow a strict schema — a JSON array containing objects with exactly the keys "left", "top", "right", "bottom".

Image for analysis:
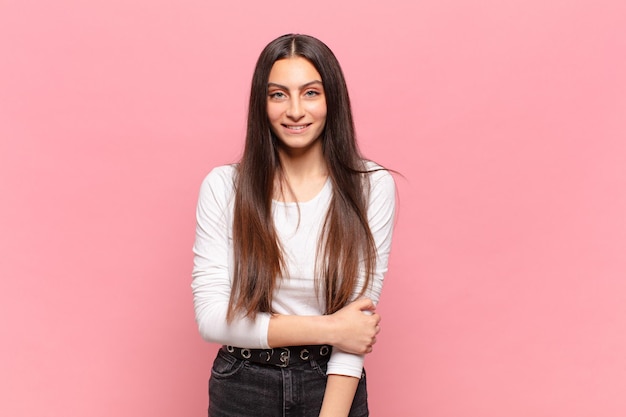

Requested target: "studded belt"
[{"left": 221, "top": 344, "right": 332, "bottom": 367}]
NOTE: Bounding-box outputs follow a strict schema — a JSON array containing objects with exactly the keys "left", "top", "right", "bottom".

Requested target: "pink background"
[{"left": 2, "top": 1, "right": 625, "bottom": 416}]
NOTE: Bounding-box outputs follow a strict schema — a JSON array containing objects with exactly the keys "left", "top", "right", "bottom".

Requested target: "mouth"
[{"left": 282, "top": 123, "right": 312, "bottom": 131}]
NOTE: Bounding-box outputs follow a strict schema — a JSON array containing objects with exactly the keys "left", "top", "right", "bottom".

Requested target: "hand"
[{"left": 327, "top": 298, "right": 381, "bottom": 354}]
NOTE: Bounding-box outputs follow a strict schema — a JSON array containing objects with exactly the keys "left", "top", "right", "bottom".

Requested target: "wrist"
[
  {"left": 321, "top": 313, "right": 338, "bottom": 346},
  {"left": 313, "top": 314, "right": 335, "bottom": 346}
]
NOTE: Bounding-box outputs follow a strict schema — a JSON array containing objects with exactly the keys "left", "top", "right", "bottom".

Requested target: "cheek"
[
  {"left": 266, "top": 105, "right": 281, "bottom": 123},
  {"left": 318, "top": 109, "right": 328, "bottom": 124},
  {"left": 310, "top": 102, "right": 327, "bottom": 119}
]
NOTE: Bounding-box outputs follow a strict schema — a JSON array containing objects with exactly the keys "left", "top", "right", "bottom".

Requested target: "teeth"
[{"left": 285, "top": 125, "right": 307, "bottom": 130}]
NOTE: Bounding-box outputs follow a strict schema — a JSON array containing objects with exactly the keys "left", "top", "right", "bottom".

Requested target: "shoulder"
[
  {"left": 200, "top": 164, "right": 237, "bottom": 192},
  {"left": 363, "top": 160, "right": 395, "bottom": 193},
  {"left": 197, "top": 164, "right": 238, "bottom": 208},
  {"left": 362, "top": 160, "right": 396, "bottom": 227}
]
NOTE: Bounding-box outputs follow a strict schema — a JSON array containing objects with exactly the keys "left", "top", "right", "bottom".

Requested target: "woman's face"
[{"left": 266, "top": 57, "right": 327, "bottom": 155}]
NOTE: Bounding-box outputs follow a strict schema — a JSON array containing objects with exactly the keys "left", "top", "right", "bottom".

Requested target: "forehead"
[{"left": 268, "top": 57, "right": 322, "bottom": 85}]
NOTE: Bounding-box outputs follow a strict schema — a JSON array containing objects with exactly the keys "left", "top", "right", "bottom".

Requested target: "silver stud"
[
  {"left": 261, "top": 349, "right": 273, "bottom": 362},
  {"left": 279, "top": 348, "right": 290, "bottom": 367}
]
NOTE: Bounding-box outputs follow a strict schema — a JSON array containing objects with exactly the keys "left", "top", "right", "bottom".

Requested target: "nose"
[{"left": 286, "top": 97, "right": 305, "bottom": 120}]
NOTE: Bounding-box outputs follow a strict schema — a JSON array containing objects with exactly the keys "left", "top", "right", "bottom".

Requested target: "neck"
[
  {"left": 275, "top": 143, "right": 329, "bottom": 202},
  {"left": 277, "top": 143, "right": 327, "bottom": 183}
]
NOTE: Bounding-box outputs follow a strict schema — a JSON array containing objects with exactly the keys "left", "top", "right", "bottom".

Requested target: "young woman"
[{"left": 192, "top": 34, "right": 396, "bottom": 417}]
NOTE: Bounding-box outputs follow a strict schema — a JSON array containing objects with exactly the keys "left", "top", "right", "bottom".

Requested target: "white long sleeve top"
[{"left": 191, "top": 162, "right": 395, "bottom": 378}]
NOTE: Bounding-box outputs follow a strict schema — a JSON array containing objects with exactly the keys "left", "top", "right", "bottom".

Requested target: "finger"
[
  {"left": 356, "top": 298, "right": 376, "bottom": 312},
  {"left": 373, "top": 313, "right": 381, "bottom": 324},
  {"left": 353, "top": 298, "right": 373, "bottom": 309}
]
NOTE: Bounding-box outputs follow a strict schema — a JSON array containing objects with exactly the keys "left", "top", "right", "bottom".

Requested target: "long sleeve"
[
  {"left": 191, "top": 163, "right": 396, "bottom": 375},
  {"left": 326, "top": 165, "right": 397, "bottom": 377},
  {"left": 191, "top": 165, "right": 271, "bottom": 348}
]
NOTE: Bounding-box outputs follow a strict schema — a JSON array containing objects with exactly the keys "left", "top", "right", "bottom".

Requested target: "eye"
[
  {"left": 269, "top": 91, "right": 287, "bottom": 100},
  {"left": 304, "top": 90, "right": 320, "bottom": 98}
]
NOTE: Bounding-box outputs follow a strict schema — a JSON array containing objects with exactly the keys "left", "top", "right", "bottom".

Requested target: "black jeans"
[{"left": 208, "top": 348, "right": 368, "bottom": 417}]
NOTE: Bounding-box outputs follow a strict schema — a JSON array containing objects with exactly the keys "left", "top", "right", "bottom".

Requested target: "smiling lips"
[{"left": 282, "top": 123, "right": 312, "bottom": 132}]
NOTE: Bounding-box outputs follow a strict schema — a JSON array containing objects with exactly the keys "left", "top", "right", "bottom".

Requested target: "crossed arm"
[{"left": 268, "top": 298, "right": 381, "bottom": 417}]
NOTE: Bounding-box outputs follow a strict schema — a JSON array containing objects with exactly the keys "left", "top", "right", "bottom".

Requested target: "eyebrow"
[{"left": 267, "top": 80, "right": 323, "bottom": 90}]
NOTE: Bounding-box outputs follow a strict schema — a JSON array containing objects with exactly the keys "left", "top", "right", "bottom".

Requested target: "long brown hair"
[{"left": 228, "top": 34, "right": 378, "bottom": 321}]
